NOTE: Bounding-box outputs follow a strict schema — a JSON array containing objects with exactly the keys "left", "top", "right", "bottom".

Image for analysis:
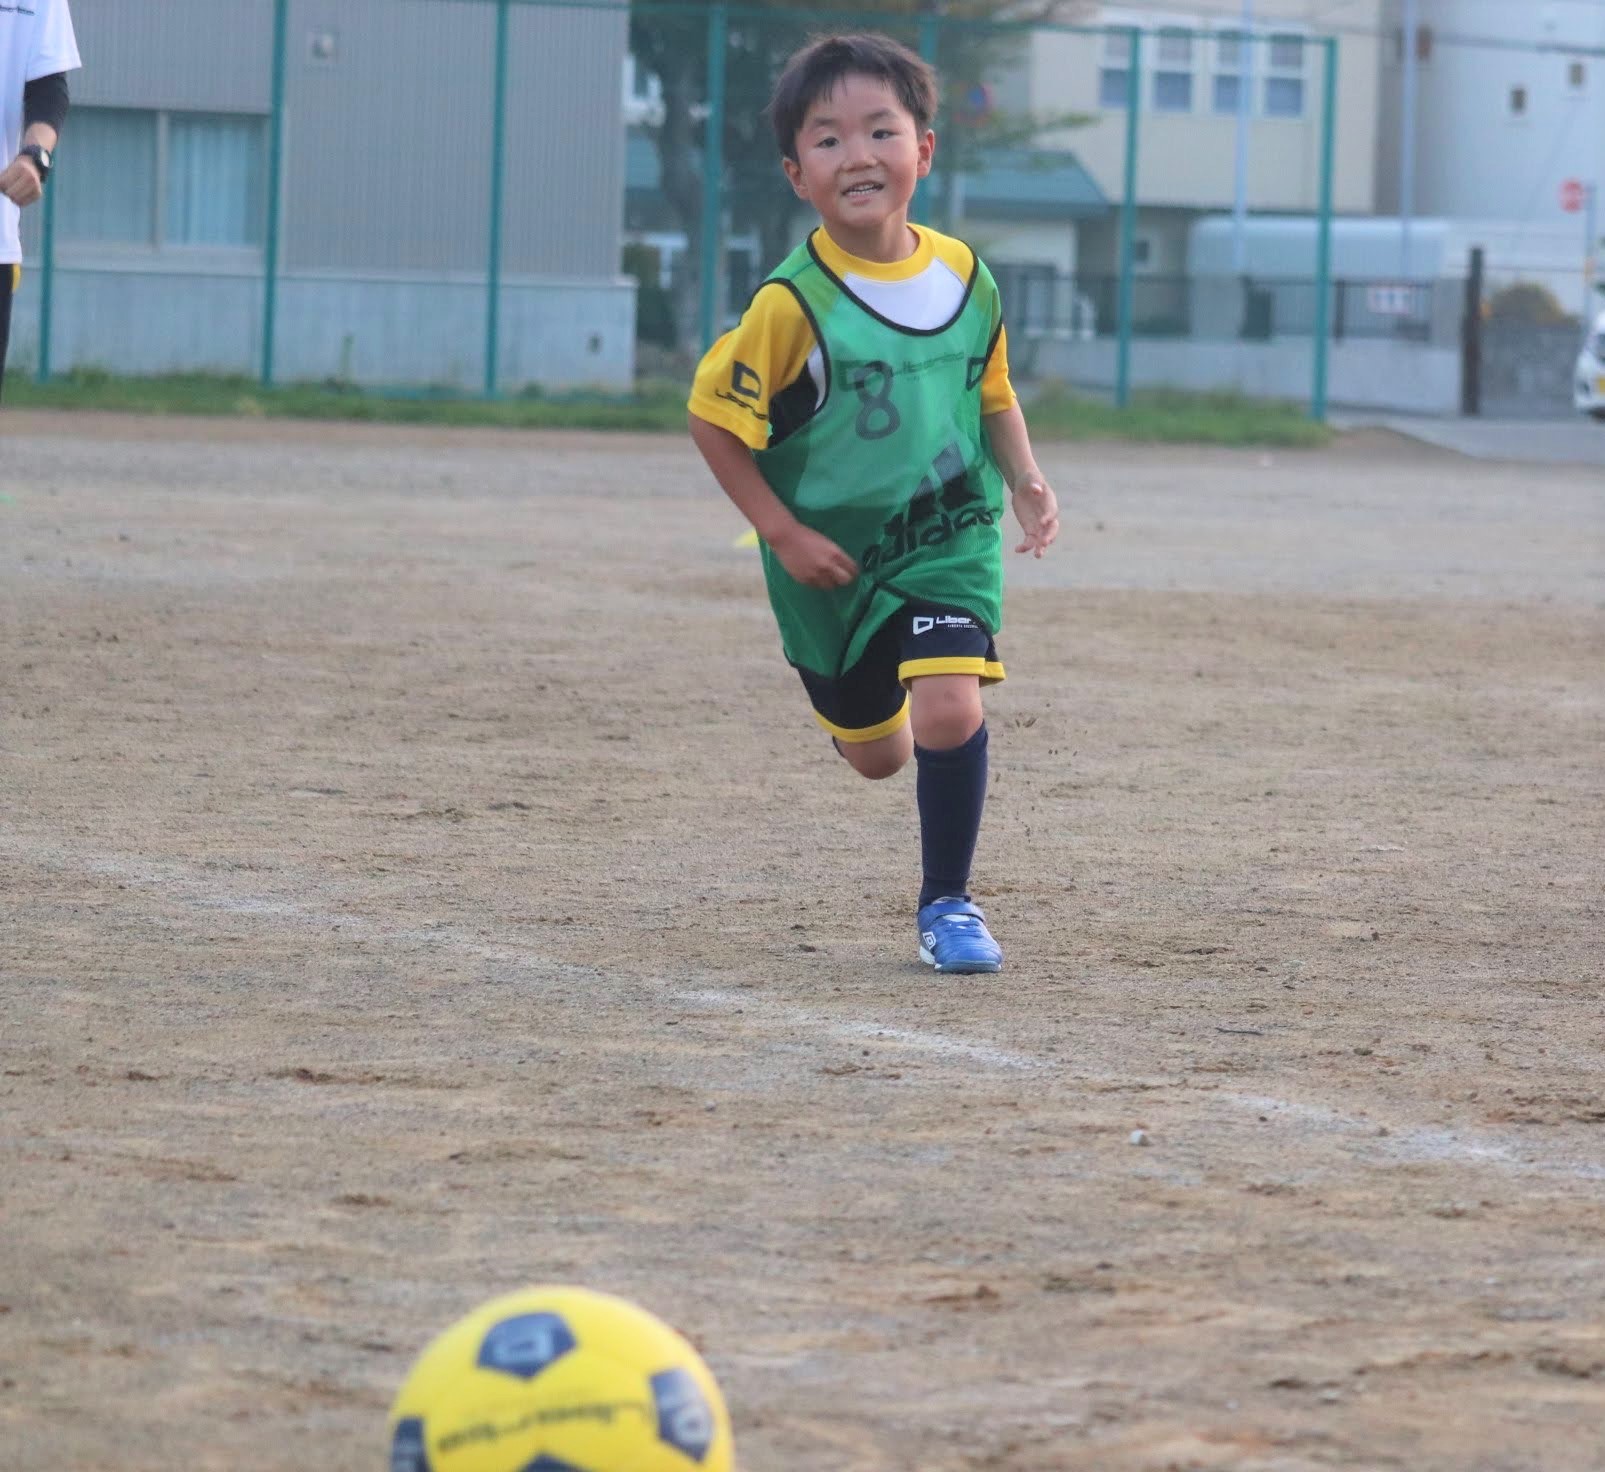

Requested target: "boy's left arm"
[{"left": 984, "top": 401, "right": 1060, "bottom": 559}]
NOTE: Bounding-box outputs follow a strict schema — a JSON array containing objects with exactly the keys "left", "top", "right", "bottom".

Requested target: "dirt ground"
[{"left": 2, "top": 410, "right": 1602, "bottom": 1471}]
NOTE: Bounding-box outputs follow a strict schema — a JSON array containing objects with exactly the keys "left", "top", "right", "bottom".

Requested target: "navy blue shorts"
[{"left": 793, "top": 603, "right": 1005, "bottom": 744}]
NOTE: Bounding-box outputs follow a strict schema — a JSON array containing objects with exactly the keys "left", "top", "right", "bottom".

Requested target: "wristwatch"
[{"left": 19, "top": 144, "right": 51, "bottom": 182}]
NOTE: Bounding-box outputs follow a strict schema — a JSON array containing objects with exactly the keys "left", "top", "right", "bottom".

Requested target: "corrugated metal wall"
[
  {"left": 71, "top": 0, "right": 274, "bottom": 114},
  {"left": 503, "top": 2, "right": 628, "bottom": 278},
  {"left": 64, "top": 0, "right": 626, "bottom": 278},
  {"left": 283, "top": 0, "right": 498, "bottom": 274}
]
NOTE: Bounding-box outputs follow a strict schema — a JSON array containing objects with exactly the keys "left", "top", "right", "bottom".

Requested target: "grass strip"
[{"left": 7, "top": 371, "right": 1331, "bottom": 448}]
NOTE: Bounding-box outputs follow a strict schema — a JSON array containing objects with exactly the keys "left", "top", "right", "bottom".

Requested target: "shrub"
[{"left": 1488, "top": 282, "right": 1571, "bottom": 326}]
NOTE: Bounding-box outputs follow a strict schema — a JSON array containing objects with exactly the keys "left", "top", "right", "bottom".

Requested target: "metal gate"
[
  {"left": 1461, "top": 250, "right": 1591, "bottom": 420},
  {"left": 1476, "top": 321, "right": 1585, "bottom": 420}
]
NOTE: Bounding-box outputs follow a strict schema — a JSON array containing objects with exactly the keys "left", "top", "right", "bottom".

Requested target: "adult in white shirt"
[{"left": 0, "top": 0, "right": 80, "bottom": 399}]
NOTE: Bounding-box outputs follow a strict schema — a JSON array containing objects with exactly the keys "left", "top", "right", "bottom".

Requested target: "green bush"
[{"left": 1488, "top": 282, "right": 1571, "bottom": 326}]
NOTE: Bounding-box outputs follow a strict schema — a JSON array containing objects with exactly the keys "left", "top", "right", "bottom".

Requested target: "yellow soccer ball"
[{"left": 388, "top": 1286, "right": 734, "bottom": 1472}]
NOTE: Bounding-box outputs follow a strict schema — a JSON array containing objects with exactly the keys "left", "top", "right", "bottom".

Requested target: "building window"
[
  {"left": 1212, "top": 31, "right": 1247, "bottom": 114},
  {"left": 1265, "top": 76, "right": 1304, "bottom": 116},
  {"left": 1268, "top": 34, "right": 1305, "bottom": 71},
  {"left": 167, "top": 114, "right": 266, "bottom": 247},
  {"left": 1264, "top": 33, "right": 1306, "bottom": 117},
  {"left": 993, "top": 261, "right": 1060, "bottom": 336},
  {"left": 1133, "top": 236, "right": 1154, "bottom": 270},
  {"left": 1568, "top": 60, "right": 1586, "bottom": 91},
  {"left": 1153, "top": 28, "right": 1194, "bottom": 112},
  {"left": 56, "top": 106, "right": 267, "bottom": 250},
  {"left": 55, "top": 108, "right": 157, "bottom": 244},
  {"left": 1508, "top": 84, "right": 1528, "bottom": 117},
  {"left": 1099, "top": 29, "right": 1133, "bottom": 109}
]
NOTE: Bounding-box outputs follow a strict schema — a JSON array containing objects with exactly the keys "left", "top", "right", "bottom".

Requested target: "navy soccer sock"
[{"left": 914, "top": 722, "right": 989, "bottom": 910}]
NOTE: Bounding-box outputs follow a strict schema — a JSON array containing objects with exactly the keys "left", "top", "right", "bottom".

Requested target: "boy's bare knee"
[
  {"left": 909, "top": 676, "right": 984, "bottom": 750},
  {"left": 836, "top": 727, "right": 912, "bottom": 780},
  {"left": 851, "top": 749, "right": 907, "bottom": 780},
  {"left": 913, "top": 712, "right": 982, "bottom": 750}
]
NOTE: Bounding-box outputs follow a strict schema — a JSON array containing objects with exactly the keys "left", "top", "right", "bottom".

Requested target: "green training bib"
[{"left": 753, "top": 235, "right": 1007, "bottom": 679}]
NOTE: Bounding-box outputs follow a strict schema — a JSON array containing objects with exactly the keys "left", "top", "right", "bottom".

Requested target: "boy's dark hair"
[{"left": 768, "top": 33, "right": 939, "bottom": 161}]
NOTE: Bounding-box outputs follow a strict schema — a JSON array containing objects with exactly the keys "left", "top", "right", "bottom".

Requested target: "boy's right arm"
[{"left": 687, "top": 415, "right": 858, "bottom": 589}]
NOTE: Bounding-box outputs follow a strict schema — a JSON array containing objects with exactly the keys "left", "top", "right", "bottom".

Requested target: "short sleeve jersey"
[
  {"left": 689, "top": 224, "right": 1016, "bottom": 449},
  {"left": 0, "top": 0, "right": 79, "bottom": 264}
]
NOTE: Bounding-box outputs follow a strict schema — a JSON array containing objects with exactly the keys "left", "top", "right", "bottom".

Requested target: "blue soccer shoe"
[{"left": 917, "top": 897, "right": 1003, "bottom": 974}]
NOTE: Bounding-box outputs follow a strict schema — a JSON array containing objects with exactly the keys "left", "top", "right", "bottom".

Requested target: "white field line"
[
  {"left": 671, "top": 990, "right": 1045, "bottom": 1072},
  {"left": 8, "top": 836, "right": 1605, "bottom": 1188},
  {"left": 12, "top": 842, "right": 1048, "bottom": 1073},
  {"left": 1229, "top": 1093, "right": 1605, "bottom": 1182}
]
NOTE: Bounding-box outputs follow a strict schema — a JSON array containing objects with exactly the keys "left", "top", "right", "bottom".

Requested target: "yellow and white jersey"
[{"left": 688, "top": 224, "right": 1017, "bottom": 450}]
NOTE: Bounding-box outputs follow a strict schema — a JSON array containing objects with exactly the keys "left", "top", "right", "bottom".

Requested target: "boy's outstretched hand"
[
  {"left": 1011, "top": 472, "right": 1060, "bottom": 558},
  {"left": 769, "top": 520, "right": 860, "bottom": 589}
]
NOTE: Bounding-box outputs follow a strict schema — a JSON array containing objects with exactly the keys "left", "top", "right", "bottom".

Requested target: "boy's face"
[{"left": 782, "top": 74, "right": 934, "bottom": 253}]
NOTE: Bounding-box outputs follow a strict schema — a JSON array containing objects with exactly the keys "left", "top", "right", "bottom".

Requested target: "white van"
[{"left": 1577, "top": 308, "right": 1605, "bottom": 420}]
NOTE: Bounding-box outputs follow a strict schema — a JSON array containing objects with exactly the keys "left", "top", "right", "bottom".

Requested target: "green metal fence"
[
  {"left": 634, "top": 3, "right": 1340, "bottom": 416},
  {"left": 23, "top": 0, "right": 1341, "bottom": 417}
]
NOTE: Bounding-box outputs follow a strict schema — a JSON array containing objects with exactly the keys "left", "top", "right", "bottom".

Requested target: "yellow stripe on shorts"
[
  {"left": 899, "top": 656, "right": 1007, "bottom": 686},
  {"left": 811, "top": 695, "right": 911, "bottom": 744}
]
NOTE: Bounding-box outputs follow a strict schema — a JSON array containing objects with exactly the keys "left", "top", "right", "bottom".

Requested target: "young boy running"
[{"left": 688, "top": 32, "right": 1059, "bottom": 974}]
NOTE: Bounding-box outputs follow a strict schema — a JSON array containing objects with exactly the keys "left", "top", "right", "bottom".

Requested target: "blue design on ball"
[
  {"left": 517, "top": 1458, "right": 589, "bottom": 1472},
  {"left": 477, "top": 1312, "right": 578, "bottom": 1380},
  {"left": 390, "top": 1417, "right": 432, "bottom": 1472},
  {"left": 651, "top": 1366, "right": 715, "bottom": 1463}
]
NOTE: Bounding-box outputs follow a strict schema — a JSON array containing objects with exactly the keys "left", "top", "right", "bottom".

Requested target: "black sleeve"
[{"left": 23, "top": 72, "right": 70, "bottom": 135}]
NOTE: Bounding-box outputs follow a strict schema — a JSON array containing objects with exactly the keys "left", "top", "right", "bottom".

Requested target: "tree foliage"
[{"left": 1488, "top": 282, "right": 1572, "bottom": 327}]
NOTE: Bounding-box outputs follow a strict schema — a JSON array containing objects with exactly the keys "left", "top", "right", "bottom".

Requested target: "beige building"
[{"left": 980, "top": 1, "right": 1384, "bottom": 295}]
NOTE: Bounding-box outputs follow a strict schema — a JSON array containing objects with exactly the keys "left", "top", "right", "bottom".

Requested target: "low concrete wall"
[
  {"left": 1026, "top": 335, "right": 1462, "bottom": 416},
  {"left": 7, "top": 263, "right": 636, "bottom": 392}
]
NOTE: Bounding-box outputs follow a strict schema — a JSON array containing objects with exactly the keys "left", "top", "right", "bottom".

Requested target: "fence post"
[
  {"left": 36, "top": 149, "right": 56, "bottom": 383},
  {"left": 698, "top": 3, "right": 727, "bottom": 353},
  {"left": 1114, "top": 27, "right": 1141, "bottom": 409},
  {"left": 485, "top": 0, "right": 510, "bottom": 398},
  {"left": 261, "top": 0, "right": 289, "bottom": 387},
  {"left": 1309, "top": 35, "right": 1338, "bottom": 422},
  {"left": 1460, "top": 245, "right": 1483, "bottom": 418}
]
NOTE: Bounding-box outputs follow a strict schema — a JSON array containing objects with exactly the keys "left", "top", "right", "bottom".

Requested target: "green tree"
[{"left": 1488, "top": 282, "right": 1571, "bottom": 327}]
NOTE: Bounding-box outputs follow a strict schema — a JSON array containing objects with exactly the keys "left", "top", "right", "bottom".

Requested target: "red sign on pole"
[{"left": 1560, "top": 178, "right": 1586, "bottom": 213}]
